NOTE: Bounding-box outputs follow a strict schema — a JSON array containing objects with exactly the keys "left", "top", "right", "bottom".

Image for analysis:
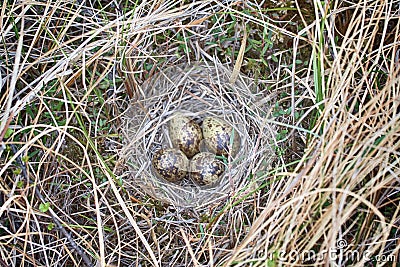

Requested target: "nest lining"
[{"left": 122, "top": 62, "right": 274, "bottom": 208}]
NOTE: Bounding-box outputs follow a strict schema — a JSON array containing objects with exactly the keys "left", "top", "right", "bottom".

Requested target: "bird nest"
[{"left": 122, "top": 62, "right": 274, "bottom": 208}]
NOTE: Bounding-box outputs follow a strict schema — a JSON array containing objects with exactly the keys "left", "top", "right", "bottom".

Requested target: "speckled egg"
[
  {"left": 202, "top": 117, "right": 241, "bottom": 157},
  {"left": 151, "top": 148, "right": 189, "bottom": 182},
  {"left": 190, "top": 152, "right": 225, "bottom": 185},
  {"left": 168, "top": 113, "right": 202, "bottom": 158}
]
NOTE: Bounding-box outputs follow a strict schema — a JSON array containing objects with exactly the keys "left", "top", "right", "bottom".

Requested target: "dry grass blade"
[{"left": 229, "top": 25, "right": 247, "bottom": 84}]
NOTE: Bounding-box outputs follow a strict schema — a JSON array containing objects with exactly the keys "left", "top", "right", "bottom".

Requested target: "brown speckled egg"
[
  {"left": 190, "top": 152, "right": 225, "bottom": 185},
  {"left": 202, "top": 117, "right": 240, "bottom": 157},
  {"left": 151, "top": 148, "right": 189, "bottom": 182},
  {"left": 168, "top": 113, "right": 202, "bottom": 158}
]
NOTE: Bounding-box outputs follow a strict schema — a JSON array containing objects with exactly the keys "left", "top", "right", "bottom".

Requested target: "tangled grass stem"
[{"left": 10, "top": 145, "right": 94, "bottom": 267}]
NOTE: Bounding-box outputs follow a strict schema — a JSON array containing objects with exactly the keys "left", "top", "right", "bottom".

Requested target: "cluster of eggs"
[{"left": 151, "top": 113, "right": 240, "bottom": 185}]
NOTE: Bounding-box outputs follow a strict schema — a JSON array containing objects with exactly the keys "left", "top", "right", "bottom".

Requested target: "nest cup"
[{"left": 122, "top": 62, "right": 273, "bottom": 208}]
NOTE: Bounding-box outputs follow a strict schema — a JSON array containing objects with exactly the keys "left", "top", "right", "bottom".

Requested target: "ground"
[{"left": 0, "top": 0, "right": 399, "bottom": 266}]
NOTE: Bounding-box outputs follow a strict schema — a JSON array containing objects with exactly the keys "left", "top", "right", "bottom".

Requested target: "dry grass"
[{"left": 0, "top": 0, "right": 399, "bottom": 267}]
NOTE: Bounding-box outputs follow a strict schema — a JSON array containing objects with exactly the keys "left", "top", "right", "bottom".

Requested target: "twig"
[
  {"left": 0, "top": 258, "right": 8, "bottom": 267},
  {"left": 10, "top": 145, "right": 94, "bottom": 267}
]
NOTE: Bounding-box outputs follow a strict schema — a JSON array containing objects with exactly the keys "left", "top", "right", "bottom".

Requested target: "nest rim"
[{"left": 121, "top": 61, "right": 275, "bottom": 208}]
